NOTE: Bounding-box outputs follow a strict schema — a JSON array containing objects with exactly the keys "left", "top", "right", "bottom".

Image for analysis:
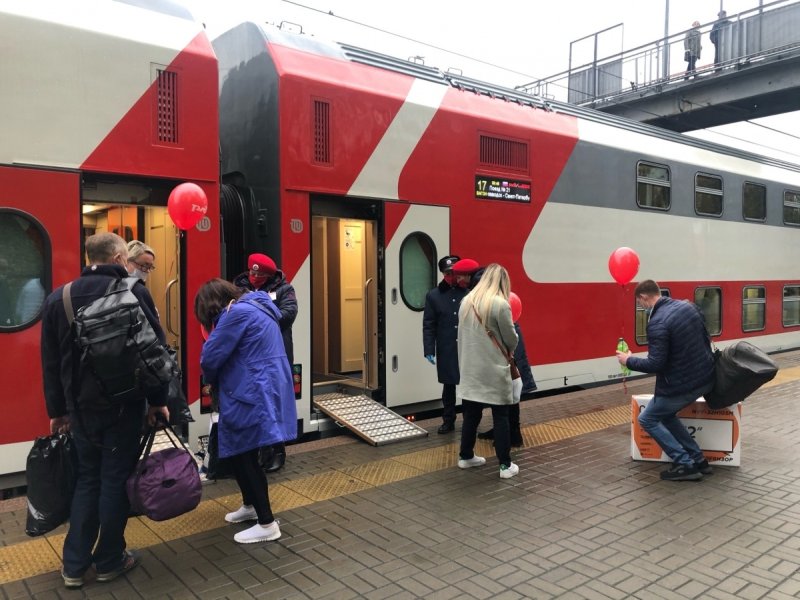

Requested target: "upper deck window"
[
  {"left": 784, "top": 190, "right": 800, "bottom": 226},
  {"left": 637, "top": 162, "right": 670, "bottom": 210},
  {"left": 695, "top": 173, "right": 723, "bottom": 217},
  {"left": 743, "top": 182, "right": 767, "bottom": 221}
]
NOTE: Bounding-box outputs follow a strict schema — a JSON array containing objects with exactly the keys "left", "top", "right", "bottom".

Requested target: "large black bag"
[
  {"left": 705, "top": 341, "right": 778, "bottom": 409},
  {"left": 25, "top": 434, "right": 78, "bottom": 536}
]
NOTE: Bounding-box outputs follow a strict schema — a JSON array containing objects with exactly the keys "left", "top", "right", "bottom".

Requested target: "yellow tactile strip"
[{"left": 0, "top": 386, "right": 776, "bottom": 585}]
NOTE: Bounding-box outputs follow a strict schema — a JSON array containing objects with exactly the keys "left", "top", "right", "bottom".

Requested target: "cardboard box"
[{"left": 631, "top": 394, "right": 742, "bottom": 467}]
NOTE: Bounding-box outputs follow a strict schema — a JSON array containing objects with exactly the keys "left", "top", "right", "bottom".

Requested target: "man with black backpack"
[{"left": 41, "top": 232, "right": 170, "bottom": 589}]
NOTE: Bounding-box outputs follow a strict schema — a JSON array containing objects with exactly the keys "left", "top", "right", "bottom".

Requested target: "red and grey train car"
[
  {"left": 2, "top": 7, "right": 799, "bottom": 482},
  {"left": 212, "top": 22, "right": 800, "bottom": 433},
  {"left": 0, "top": 2, "right": 219, "bottom": 484}
]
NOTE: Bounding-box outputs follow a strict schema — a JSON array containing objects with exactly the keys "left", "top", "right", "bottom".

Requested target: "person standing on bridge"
[
  {"left": 684, "top": 21, "right": 702, "bottom": 79},
  {"left": 710, "top": 11, "right": 730, "bottom": 72},
  {"left": 616, "top": 279, "right": 715, "bottom": 481}
]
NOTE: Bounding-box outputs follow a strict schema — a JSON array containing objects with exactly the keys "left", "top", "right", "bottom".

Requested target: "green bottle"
[{"left": 617, "top": 338, "right": 631, "bottom": 377}]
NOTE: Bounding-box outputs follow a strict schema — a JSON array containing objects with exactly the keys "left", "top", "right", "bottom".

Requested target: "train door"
[
  {"left": 81, "top": 178, "right": 182, "bottom": 356},
  {"left": 310, "top": 205, "right": 379, "bottom": 396},
  {"left": 0, "top": 166, "right": 77, "bottom": 481},
  {"left": 384, "top": 203, "right": 449, "bottom": 408}
]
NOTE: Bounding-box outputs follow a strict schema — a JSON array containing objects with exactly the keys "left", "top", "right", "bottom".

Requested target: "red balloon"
[
  {"left": 608, "top": 247, "right": 640, "bottom": 286},
  {"left": 168, "top": 183, "right": 208, "bottom": 230},
  {"left": 509, "top": 292, "right": 522, "bottom": 322}
]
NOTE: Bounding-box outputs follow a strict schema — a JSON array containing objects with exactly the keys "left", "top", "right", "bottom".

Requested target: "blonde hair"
[
  {"left": 462, "top": 263, "right": 510, "bottom": 324},
  {"left": 127, "top": 240, "right": 155, "bottom": 262}
]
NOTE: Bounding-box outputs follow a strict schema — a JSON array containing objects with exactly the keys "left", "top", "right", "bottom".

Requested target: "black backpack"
[
  {"left": 705, "top": 341, "right": 778, "bottom": 409},
  {"left": 63, "top": 277, "right": 174, "bottom": 410}
]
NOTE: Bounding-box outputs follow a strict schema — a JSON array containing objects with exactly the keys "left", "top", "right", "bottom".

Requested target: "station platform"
[{"left": 2, "top": 350, "right": 800, "bottom": 599}]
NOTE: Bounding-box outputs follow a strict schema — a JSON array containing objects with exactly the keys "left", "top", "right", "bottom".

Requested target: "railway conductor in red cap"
[
  {"left": 423, "top": 255, "right": 469, "bottom": 433},
  {"left": 234, "top": 253, "right": 298, "bottom": 471}
]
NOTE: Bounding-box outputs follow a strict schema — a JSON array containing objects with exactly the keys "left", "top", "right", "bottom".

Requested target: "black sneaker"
[
  {"left": 695, "top": 460, "right": 713, "bottom": 475},
  {"left": 96, "top": 550, "right": 140, "bottom": 583},
  {"left": 660, "top": 463, "right": 703, "bottom": 481}
]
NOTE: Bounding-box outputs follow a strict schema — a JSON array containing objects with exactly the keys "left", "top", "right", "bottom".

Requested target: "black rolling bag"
[{"left": 705, "top": 341, "right": 778, "bottom": 409}]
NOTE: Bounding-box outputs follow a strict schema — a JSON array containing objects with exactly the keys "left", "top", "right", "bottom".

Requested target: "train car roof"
[{"left": 225, "top": 21, "right": 800, "bottom": 175}]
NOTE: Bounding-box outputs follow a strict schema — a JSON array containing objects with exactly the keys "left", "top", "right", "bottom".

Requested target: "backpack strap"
[{"left": 62, "top": 282, "right": 74, "bottom": 325}]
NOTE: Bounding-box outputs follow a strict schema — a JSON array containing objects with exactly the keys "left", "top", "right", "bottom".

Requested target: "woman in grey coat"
[{"left": 456, "top": 263, "right": 520, "bottom": 479}]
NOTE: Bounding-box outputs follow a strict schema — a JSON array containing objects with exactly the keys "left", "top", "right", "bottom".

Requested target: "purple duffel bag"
[{"left": 126, "top": 421, "right": 202, "bottom": 521}]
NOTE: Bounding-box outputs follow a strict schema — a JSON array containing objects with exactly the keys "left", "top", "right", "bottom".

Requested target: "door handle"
[{"left": 165, "top": 278, "right": 179, "bottom": 337}]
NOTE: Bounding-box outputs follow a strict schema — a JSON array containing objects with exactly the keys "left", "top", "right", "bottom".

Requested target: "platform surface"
[{"left": 2, "top": 351, "right": 800, "bottom": 599}]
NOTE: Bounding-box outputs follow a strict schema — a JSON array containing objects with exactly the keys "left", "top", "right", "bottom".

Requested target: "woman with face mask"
[{"left": 126, "top": 240, "right": 156, "bottom": 282}]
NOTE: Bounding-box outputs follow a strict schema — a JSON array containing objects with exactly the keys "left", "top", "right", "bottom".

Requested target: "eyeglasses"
[{"left": 131, "top": 261, "right": 156, "bottom": 273}]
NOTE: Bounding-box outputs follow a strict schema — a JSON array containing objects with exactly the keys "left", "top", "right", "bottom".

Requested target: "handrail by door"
[
  {"left": 362, "top": 277, "right": 374, "bottom": 394},
  {"left": 165, "top": 277, "right": 180, "bottom": 338}
]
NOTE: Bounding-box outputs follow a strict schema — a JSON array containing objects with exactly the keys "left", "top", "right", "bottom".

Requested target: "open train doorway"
[
  {"left": 311, "top": 200, "right": 379, "bottom": 401},
  {"left": 81, "top": 178, "right": 182, "bottom": 355}
]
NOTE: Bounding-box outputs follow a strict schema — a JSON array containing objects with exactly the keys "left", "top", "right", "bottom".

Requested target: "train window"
[
  {"left": 783, "top": 285, "right": 800, "bottom": 327},
  {"left": 636, "top": 162, "right": 670, "bottom": 210},
  {"left": 399, "top": 232, "right": 436, "bottom": 311},
  {"left": 783, "top": 190, "right": 800, "bottom": 226},
  {"left": 634, "top": 287, "right": 670, "bottom": 345},
  {"left": 742, "top": 286, "right": 766, "bottom": 332},
  {"left": 695, "top": 173, "right": 723, "bottom": 217},
  {"left": 0, "top": 210, "right": 50, "bottom": 331},
  {"left": 694, "top": 287, "right": 722, "bottom": 336},
  {"left": 743, "top": 182, "right": 766, "bottom": 221}
]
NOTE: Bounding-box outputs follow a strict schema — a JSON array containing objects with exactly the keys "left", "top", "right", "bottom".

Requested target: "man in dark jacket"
[
  {"left": 42, "top": 232, "right": 169, "bottom": 589},
  {"left": 423, "top": 255, "right": 466, "bottom": 433},
  {"left": 710, "top": 10, "right": 730, "bottom": 71},
  {"left": 617, "top": 279, "right": 715, "bottom": 481},
  {"left": 233, "top": 253, "right": 297, "bottom": 471}
]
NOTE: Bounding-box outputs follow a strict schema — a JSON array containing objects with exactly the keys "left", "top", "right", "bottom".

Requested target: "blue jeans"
[
  {"left": 638, "top": 392, "right": 704, "bottom": 467},
  {"left": 63, "top": 400, "right": 145, "bottom": 576}
]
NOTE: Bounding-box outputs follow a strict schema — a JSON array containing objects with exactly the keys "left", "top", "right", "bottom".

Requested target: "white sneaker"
[
  {"left": 500, "top": 462, "right": 519, "bottom": 479},
  {"left": 458, "top": 455, "right": 486, "bottom": 469},
  {"left": 225, "top": 505, "right": 258, "bottom": 523},
  {"left": 234, "top": 521, "right": 281, "bottom": 544}
]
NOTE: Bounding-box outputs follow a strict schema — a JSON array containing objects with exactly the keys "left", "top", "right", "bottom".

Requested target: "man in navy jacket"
[
  {"left": 423, "top": 255, "right": 467, "bottom": 433},
  {"left": 617, "top": 279, "right": 715, "bottom": 481},
  {"left": 41, "top": 232, "right": 169, "bottom": 588}
]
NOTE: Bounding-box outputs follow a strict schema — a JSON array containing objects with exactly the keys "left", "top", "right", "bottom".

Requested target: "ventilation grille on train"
[
  {"left": 479, "top": 135, "right": 528, "bottom": 172},
  {"left": 313, "top": 99, "right": 331, "bottom": 165},
  {"left": 155, "top": 69, "right": 179, "bottom": 144}
]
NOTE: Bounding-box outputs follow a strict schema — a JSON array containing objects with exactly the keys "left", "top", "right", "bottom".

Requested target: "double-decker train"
[{"left": 1, "top": 1, "right": 799, "bottom": 484}]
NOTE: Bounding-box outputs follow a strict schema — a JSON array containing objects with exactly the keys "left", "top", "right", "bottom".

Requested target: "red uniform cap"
[
  {"left": 451, "top": 258, "right": 479, "bottom": 274},
  {"left": 248, "top": 253, "right": 276, "bottom": 276}
]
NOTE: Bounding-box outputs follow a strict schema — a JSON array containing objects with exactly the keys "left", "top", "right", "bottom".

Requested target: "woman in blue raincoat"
[{"left": 195, "top": 279, "right": 297, "bottom": 544}]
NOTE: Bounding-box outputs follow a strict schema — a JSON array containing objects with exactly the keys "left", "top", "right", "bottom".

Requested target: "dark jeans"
[
  {"left": 685, "top": 57, "right": 697, "bottom": 78},
  {"left": 63, "top": 400, "right": 145, "bottom": 576},
  {"left": 231, "top": 448, "right": 274, "bottom": 524},
  {"left": 441, "top": 384, "right": 456, "bottom": 425},
  {"left": 459, "top": 400, "right": 511, "bottom": 466},
  {"left": 638, "top": 391, "right": 705, "bottom": 467}
]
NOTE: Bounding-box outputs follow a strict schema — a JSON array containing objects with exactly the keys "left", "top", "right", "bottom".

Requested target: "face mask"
[
  {"left": 443, "top": 273, "right": 455, "bottom": 286},
  {"left": 132, "top": 268, "right": 148, "bottom": 282},
  {"left": 249, "top": 274, "right": 268, "bottom": 289}
]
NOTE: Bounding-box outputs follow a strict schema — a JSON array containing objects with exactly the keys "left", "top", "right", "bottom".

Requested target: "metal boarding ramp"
[{"left": 314, "top": 392, "right": 429, "bottom": 446}]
